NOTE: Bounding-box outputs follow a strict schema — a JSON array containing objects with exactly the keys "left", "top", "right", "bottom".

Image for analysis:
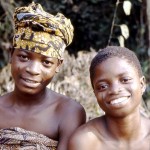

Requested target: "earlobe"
[
  {"left": 55, "top": 59, "right": 63, "bottom": 73},
  {"left": 55, "top": 67, "right": 60, "bottom": 73},
  {"left": 8, "top": 47, "right": 14, "bottom": 63},
  {"left": 140, "top": 76, "right": 146, "bottom": 94},
  {"left": 9, "top": 53, "right": 12, "bottom": 63},
  {"left": 93, "top": 89, "right": 96, "bottom": 96},
  {"left": 8, "top": 50, "right": 12, "bottom": 64}
]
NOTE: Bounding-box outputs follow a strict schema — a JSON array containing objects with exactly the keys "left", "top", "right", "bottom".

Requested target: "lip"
[
  {"left": 21, "top": 77, "right": 39, "bottom": 83},
  {"left": 106, "top": 96, "right": 131, "bottom": 108},
  {"left": 20, "top": 77, "right": 41, "bottom": 88},
  {"left": 107, "top": 96, "right": 130, "bottom": 103}
]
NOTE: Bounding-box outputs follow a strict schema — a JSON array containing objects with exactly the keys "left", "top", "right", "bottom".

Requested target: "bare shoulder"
[
  {"left": 141, "top": 115, "right": 150, "bottom": 136},
  {"left": 0, "top": 92, "right": 11, "bottom": 105},
  {"left": 68, "top": 117, "right": 104, "bottom": 150},
  {"left": 48, "top": 88, "right": 86, "bottom": 128},
  {"left": 71, "top": 118, "right": 101, "bottom": 139},
  {"left": 49, "top": 90, "right": 86, "bottom": 150},
  {"left": 51, "top": 89, "right": 86, "bottom": 117},
  {"left": 71, "top": 116, "right": 105, "bottom": 138},
  {"left": 0, "top": 93, "right": 8, "bottom": 100}
]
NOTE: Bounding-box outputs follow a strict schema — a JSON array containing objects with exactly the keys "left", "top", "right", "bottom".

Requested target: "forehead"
[
  {"left": 14, "top": 48, "right": 58, "bottom": 60},
  {"left": 94, "top": 57, "right": 138, "bottom": 77}
]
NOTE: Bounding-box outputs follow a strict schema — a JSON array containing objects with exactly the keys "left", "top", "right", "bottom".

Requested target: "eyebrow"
[
  {"left": 17, "top": 49, "right": 58, "bottom": 61},
  {"left": 17, "top": 49, "right": 29, "bottom": 54},
  {"left": 94, "top": 78, "right": 107, "bottom": 85},
  {"left": 95, "top": 72, "right": 132, "bottom": 82}
]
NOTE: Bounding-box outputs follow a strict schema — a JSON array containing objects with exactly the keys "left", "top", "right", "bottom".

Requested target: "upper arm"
[
  {"left": 68, "top": 132, "right": 88, "bottom": 150},
  {"left": 68, "top": 126, "right": 103, "bottom": 150},
  {"left": 68, "top": 127, "right": 95, "bottom": 150},
  {"left": 56, "top": 101, "right": 86, "bottom": 150}
]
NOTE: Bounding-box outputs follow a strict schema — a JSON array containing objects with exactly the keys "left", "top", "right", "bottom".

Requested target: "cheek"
[
  {"left": 95, "top": 92, "right": 106, "bottom": 106},
  {"left": 42, "top": 70, "right": 50, "bottom": 78},
  {"left": 129, "top": 82, "right": 142, "bottom": 104},
  {"left": 42, "top": 68, "right": 56, "bottom": 79},
  {"left": 130, "top": 81, "right": 142, "bottom": 94},
  {"left": 11, "top": 62, "right": 21, "bottom": 77}
]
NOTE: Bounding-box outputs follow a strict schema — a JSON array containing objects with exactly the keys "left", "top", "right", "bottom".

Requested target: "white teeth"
[
  {"left": 110, "top": 97, "right": 129, "bottom": 105},
  {"left": 25, "top": 79, "right": 37, "bottom": 83}
]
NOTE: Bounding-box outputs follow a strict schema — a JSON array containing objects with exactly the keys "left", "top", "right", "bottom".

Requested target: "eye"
[
  {"left": 121, "top": 77, "right": 132, "bottom": 83},
  {"left": 97, "top": 83, "right": 109, "bottom": 92},
  {"left": 43, "top": 60, "right": 53, "bottom": 67},
  {"left": 18, "top": 55, "right": 29, "bottom": 61}
]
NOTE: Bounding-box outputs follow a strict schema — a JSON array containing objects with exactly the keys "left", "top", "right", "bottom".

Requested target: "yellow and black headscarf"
[{"left": 13, "top": 2, "right": 74, "bottom": 60}]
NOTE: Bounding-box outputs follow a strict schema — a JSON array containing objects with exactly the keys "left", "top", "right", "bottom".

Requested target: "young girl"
[
  {"left": 69, "top": 46, "right": 150, "bottom": 150},
  {"left": 0, "top": 2, "right": 86, "bottom": 150}
]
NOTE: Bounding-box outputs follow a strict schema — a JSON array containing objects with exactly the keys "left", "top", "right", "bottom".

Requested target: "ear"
[
  {"left": 55, "top": 59, "right": 63, "bottom": 73},
  {"left": 140, "top": 76, "right": 146, "bottom": 95},
  {"left": 8, "top": 47, "right": 14, "bottom": 63},
  {"left": 93, "top": 88, "right": 97, "bottom": 96}
]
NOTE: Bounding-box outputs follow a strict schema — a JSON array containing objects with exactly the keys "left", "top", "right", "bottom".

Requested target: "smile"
[
  {"left": 21, "top": 77, "right": 40, "bottom": 87},
  {"left": 109, "top": 97, "right": 130, "bottom": 105},
  {"left": 24, "top": 78, "right": 38, "bottom": 83}
]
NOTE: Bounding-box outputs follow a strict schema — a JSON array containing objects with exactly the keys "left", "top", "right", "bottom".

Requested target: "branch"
[{"left": 107, "top": 0, "right": 120, "bottom": 46}]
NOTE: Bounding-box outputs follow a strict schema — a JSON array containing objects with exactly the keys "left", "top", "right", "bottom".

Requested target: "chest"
[
  {"left": 0, "top": 105, "right": 60, "bottom": 140},
  {"left": 99, "top": 139, "right": 150, "bottom": 150}
]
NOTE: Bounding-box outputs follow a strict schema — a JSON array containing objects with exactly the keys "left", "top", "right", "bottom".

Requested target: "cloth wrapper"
[
  {"left": 0, "top": 127, "right": 58, "bottom": 150},
  {"left": 13, "top": 2, "right": 74, "bottom": 59}
]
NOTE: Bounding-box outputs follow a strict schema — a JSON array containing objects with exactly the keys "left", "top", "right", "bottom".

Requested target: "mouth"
[
  {"left": 108, "top": 96, "right": 130, "bottom": 105},
  {"left": 21, "top": 77, "right": 40, "bottom": 86},
  {"left": 22, "top": 78, "right": 38, "bottom": 83}
]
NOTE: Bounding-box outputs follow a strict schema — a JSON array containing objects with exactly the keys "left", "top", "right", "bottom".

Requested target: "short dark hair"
[{"left": 90, "top": 46, "right": 143, "bottom": 87}]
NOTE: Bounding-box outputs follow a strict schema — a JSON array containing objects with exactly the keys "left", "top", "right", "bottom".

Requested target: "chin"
[
  {"left": 107, "top": 109, "right": 137, "bottom": 118},
  {"left": 21, "top": 89, "right": 39, "bottom": 95},
  {"left": 16, "top": 85, "right": 44, "bottom": 95}
]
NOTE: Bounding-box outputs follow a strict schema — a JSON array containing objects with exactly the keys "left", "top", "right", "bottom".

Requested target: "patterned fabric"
[
  {"left": 13, "top": 2, "right": 74, "bottom": 59},
  {"left": 0, "top": 127, "right": 58, "bottom": 150}
]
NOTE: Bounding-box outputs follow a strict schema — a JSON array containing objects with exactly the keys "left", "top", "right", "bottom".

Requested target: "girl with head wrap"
[{"left": 0, "top": 2, "right": 86, "bottom": 150}]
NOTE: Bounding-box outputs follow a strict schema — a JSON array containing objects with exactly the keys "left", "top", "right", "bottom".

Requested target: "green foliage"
[
  {"left": 142, "top": 60, "right": 150, "bottom": 102},
  {"left": 0, "top": 0, "right": 15, "bottom": 68},
  {"left": 0, "top": 0, "right": 147, "bottom": 56}
]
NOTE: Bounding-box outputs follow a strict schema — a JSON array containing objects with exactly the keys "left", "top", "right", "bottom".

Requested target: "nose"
[
  {"left": 109, "top": 82, "right": 122, "bottom": 95},
  {"left": 26, "top": 61, "right": 41, "bottom": 75}
]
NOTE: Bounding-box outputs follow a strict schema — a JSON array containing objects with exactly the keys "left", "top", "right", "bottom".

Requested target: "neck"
[
  {"left": 10, "top": 87, "right": 48, "bottom": 107},
  {"left": 105, "top": 109, "right": 143, "bottom": 141}
]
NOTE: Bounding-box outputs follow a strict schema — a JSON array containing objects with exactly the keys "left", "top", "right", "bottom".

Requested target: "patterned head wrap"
[{"left": 13, "top": 2, "right": 74, "bottom": 59}]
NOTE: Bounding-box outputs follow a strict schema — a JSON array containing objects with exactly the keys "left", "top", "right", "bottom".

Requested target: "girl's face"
[
  {"left": 92, "top": 57, "right": 146, "bottom": 117},
  {"left": 10, "top": 49, "right": 62, "bottom": 95}
]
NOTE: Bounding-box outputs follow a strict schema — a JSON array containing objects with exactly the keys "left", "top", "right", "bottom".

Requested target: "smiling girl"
[
  {"left": 0, "top": 2, "right": 86, "bottom": 150},
  {"left": 69, "top": 46, "right": 150, "bottom": 150}
]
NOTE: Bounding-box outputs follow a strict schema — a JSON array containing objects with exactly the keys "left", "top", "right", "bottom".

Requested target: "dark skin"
[
  {"left": 0, "top": 48, "right": 86, "bottom": 150},
  {"left": 68, "top": 57, "right": 150, "bottom": 150}
]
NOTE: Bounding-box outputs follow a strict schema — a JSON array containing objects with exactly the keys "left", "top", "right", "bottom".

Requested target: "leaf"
[
  {"left": 120, "top": 24, "right": 129, "bottom": 39},
  {"left": 118, "top": 35, "right": 125, "bottom": 47},
  {"left": 123, "top": 0, "right": 132, "bottom": 16}
]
